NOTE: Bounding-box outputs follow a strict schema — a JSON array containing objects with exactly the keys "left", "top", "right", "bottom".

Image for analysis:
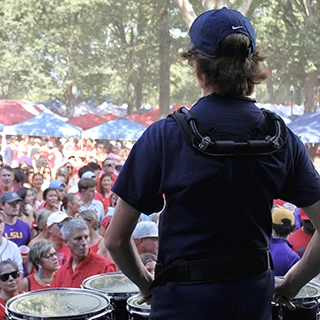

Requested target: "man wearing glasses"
[{"left": 46, "top": 211, "right": 72, "bottom": 266}]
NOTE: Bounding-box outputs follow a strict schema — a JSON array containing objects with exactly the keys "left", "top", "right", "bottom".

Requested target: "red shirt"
[
  {"left": 27, "top": 273, "right": 53, "bottom": 291},
  {"left": 52, "top": 249, "right": 116, "bottom": 288},
  {"left": 288, "top": 228, "right": 312, "bottom": 258},
  {"left": 57, "top": 246, "right": 71, "bottom": 266}
]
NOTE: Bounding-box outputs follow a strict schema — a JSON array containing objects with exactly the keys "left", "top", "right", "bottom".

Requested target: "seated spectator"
[
  {"left": 53, "top": 219, "right": 116, "bottom": 288},
  {"left": 20, "top": 239, "right": 59, "bottom": 291},
  {"left": 270, "top": 207, "right": 300, "bottom": 276},
  {"left": 0, "top": 260, "right": 21, "bottom": 320},
  {"left": 288, "top": 209, "right": 315, "bottom": 257},
  {"left": 0, "top": 211, "right": 23, "bottom": 274}
]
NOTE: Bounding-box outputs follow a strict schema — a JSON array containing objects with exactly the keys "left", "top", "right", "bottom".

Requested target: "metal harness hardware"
[{"left": 169, "top": 106, "right": 288, "bottom": 156}]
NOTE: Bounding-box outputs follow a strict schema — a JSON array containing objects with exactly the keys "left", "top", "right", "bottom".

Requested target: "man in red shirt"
[
  {"left": 53, "top": 219, "right": 116, "bottom": 288},
  {"left": 288, "top": 209, "right": 315, "bottom": 257}
]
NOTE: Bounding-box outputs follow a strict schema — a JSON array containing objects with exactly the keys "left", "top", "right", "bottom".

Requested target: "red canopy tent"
[
  {"left": 67, "top": 113, "right": 108, "bottom": 130},
  {"left": 99, "top": 113, "right": 119, "bottom": 122},
  {"left": 127, "top": 108, "right": 160, "bottom": 127},
  {"left": 0, "top": 100, "right": 42, "bottom": 125}
]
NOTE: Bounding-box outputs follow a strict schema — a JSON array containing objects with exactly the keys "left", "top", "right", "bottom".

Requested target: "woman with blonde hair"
[
  {"left": 77, "top": 210, "right": 103, "bottom": 253},
  {"left": 20, "top": 239, "right": 59, "bottom": 291},
  {"left": 28, "top": 210, "right": 52, "bottom": 248}
]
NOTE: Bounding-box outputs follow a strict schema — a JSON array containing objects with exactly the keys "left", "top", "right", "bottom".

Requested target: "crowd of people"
[{"left": 0, "top": 138, "right": 160, "bottom": 319}]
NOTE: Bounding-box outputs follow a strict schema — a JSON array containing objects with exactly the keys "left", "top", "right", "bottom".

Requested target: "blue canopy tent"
[
  {"left": 3, "top": 112, "right": 82, "bottom": 138},
  {"left": 287, "top": 112, "right": 320, "bottom": 143},
  {"left": 83, "top": 117, "right": 146, "bottom": 140}
]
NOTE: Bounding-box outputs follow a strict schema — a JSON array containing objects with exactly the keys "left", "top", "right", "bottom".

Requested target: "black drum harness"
[{"left": 150, "top": 105, "right": 288, "bottom": 289}]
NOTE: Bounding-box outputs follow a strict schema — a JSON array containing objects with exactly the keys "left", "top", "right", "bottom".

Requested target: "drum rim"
[
  {"left": 6, "top": 288, "right": 112, "bottom": 319},
  {"left": 275, "top": 277, "right": 320, "bottom": 301},
  {"left": 126, "top": 294, "right": 151, "bottom": 314},
  {"left": 82, "top": 271, "right": 140, "bottom": 295}
]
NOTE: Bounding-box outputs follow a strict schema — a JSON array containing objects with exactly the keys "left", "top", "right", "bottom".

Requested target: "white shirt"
[
  {"left": 80, "top": 200, "right": 104, "bottom": 222},
  {"left": 0, "top": 237, "right": 23, "bottom": 273}
]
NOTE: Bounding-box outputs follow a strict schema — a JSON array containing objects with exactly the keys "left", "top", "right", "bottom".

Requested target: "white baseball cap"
[
  {"left": 132, "top": 221, "right": 158, "bottom": 239},
  {"left": 47, "top": 211, "right": 72, "bottom": 227}
]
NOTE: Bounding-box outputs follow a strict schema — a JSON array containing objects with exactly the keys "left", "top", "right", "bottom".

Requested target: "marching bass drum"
[
  {"left": 6, "top": 288, "right": 112, "bottom": 320},
  {"left": 82, "top": 272, "right": 139, "bottom": 319}
]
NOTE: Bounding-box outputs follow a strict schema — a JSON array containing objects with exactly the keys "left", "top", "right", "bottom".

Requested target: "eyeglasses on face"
[
  {"left": 104, "top": 163, "right": 114, "bottom": 167},
  {"left": 43, "top": 252, "right": 57, "bottom": 260},
  {"left": 0, "top": 270, "right": 20, "bottom": 282},
  {"left": 66, "top": 166, "right": 73, "bottom": 169}
]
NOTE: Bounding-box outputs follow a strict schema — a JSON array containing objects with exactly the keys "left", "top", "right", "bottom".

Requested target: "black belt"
[{"left": 150, "top": 249, "right": 273, "bottom": 289}]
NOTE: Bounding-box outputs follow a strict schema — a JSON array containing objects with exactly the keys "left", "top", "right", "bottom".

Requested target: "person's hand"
[
  {"left": 136, "top": 293, "right": 152, "bottom": 305},
  {"left": 273, "top": 277, "right": 297, "bottom": 311}
]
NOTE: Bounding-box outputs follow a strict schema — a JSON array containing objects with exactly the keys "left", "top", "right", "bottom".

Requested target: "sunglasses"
[
  {"left": 104, "top": 164, "right": 115, "bottom": 167},
  {"left": 0, "top": 270, "right": 20, "bottom": 282}
]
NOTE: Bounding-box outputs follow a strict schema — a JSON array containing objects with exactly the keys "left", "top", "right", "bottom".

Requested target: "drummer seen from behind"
[
  {"left": 105, "top": 7, "right": 320, "bottom": 320},
  {"left": 53, "top": 219, "right": 116, "bottom": 288}
]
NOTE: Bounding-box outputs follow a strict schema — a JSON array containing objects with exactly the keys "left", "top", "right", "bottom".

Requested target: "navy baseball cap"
[
  {"left": 0, "top": 191, "right": 22, "bottom": 204},
  {"left": 188, "top": 7, "right": 256, "bottom": 57}
]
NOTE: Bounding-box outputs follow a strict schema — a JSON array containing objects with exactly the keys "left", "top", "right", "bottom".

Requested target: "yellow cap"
[{"left": 272, "top": 208, "right": 294, "bottom": 225}]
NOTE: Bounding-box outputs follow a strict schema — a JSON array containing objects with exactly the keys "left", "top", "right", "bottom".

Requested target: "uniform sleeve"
[
  {"left": 279, "top": 132, "right": 320, "bottom": 207},
  {"left": 112, "top": 124, "right": 165, "bottom": 214}
]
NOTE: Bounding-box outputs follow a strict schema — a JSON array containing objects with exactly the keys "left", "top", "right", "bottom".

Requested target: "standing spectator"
[
  {"left": 1, "top": 191, "right": 31, "bottom": 247},
  {"left": 0, "top": 211, "right": 23, "bottom": 274},
  {"left": 99, "top": 173, "right": 113, "bottom": 212},
  {"left": 79, "top": 178, "right": 104, "bottom": 222},
  {"left": 101, "top": 158, "right": 118, "bottom": 185},
  {"left": 38, "top": 188, "right": 59, "bottom": 214},
  {"left": 270, "top": 207, "right": 300, "bottom": 276},
  {"left": 132, "top": 221, "right": 158, "bottom": 256},
  {"left": 31, "top": 173, "right": 44, "bottom": 206},
  {"left": 39, "top": 166, "right": 53, "bottom": 190},
  {"left": 48, "top": 180, "right": 67, "bottom": 210},
  {"left": 46, "top": 211, "right": 72, "bottom": 266},
  {"left": 0, "top": 261, "right": 21, "bottom": 320},
  {"left": 77, "top": 210, "right": 103, "bottom": 253},
  {"left": 62, "top": 193, "right": 82, "bottom": 218},
  {"left": 3, "top": 138, "right": 14, "bottom": 166},
  {"left": 28, "top": 210, "right": 52, "bottom": 248},
  {"left": 0, "top": 166, "right": 15, "bottom": 196},
  {"left": 53, "top": 219, "right": 115, "bottom": 288},
  {"left": 12, "top": 168, "right": 27, "bottom": 190},
  {"left": 16, "top": 187, "right": 37, "bottom": 230},
  {"left": 288, "top": 209, "right": 315, "bottom": 257},
  {"left": 19, "top": 239, "right": 60, "bottom": 291},
  {"left": 140, "top": 253, "right": 157, "bottom": 277}
]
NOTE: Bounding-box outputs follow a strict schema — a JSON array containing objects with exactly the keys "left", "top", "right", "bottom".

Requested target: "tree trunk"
[
  {"left": 158, "top": 3, "right": 171, "bottom": 119},
  {"left": 304, "top": 70, "right": 318, "bottom": 113}
]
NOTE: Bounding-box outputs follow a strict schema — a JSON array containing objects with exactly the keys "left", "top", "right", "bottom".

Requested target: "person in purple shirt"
[
  {"left": 0, "top": 191, "right": 32, "bottom": 247},
  {"left": 270, "top": 207, "right": 300, "bottom": 276}
]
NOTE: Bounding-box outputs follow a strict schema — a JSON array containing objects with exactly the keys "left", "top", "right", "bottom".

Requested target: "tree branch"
[{"left": 174, "top": 0, "right": 197, "bottom": 28}]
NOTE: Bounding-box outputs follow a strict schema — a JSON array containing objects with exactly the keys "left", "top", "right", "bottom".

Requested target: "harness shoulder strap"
[{"left": 168, "top": 107, "right": 288, "bottom": 156}]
